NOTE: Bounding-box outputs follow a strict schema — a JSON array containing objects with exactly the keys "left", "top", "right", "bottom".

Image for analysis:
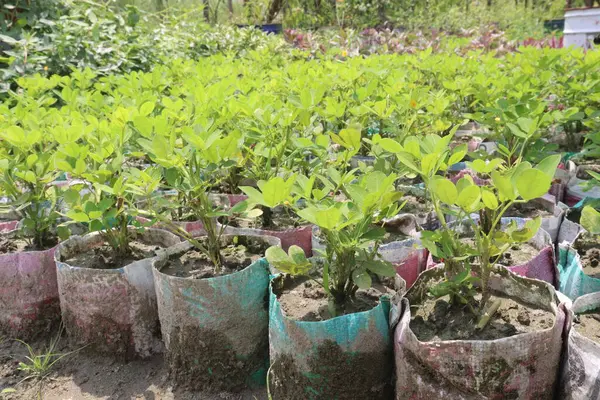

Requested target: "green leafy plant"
[
  {"left": 251, "top": 169, "right": 403, "bottom": 313},
  {"left": 379, "top": 132, "right": 559, "bottom": 315},
  {"left": 0, "top": 122, "right": 61, "bottom": 249},
  {"left": 12, "top": 325, "right": 79, "bottom": 384},
  {"left": 55, "top": 115, "right": 154, "bottom": 257},
  {"left": 137, "top": 119, "right": 247, "bottom": 272}
]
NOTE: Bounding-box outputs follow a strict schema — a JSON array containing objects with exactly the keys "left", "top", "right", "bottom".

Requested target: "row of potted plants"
[
  {"left": 1, "top": 118, "right": 598, "bottom": 397},
  {"left": 0, "top": 49, "right": 599, "bottom": 399}
]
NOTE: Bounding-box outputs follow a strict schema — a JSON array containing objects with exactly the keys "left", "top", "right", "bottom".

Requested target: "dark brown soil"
[
  {"left": 574, "top": 311, "right": 600, "bottom": 344},
  {"left": 0, "top": 236, "right": 57, "bottom": 254},
  {"left": 410, "top": 294, "right": 554, "bottom": 341},
  {"left": 574, "top": 234, "right": 600, "bottom": 279},
  {"left": 576, "top": 163, "right": 600, "bottom": 180},
  {"left": 317, "top": 222, "right": 409, "bottom": 246},
  {"left": 64, "top": 240, "right": 162, "bottom": 270},
  {"left": 505, "top": 201, "right": 553, "bottom": 219},
  {"left": 161, "top": 237, "right": 269, "bottom": 279},
  {"left": 400, "top": 195, "right": 431, "bottom": 219},
  {"left": 167, "top": 326, "right": 268, "bottom": 393},
  {"left": 269, "top": 340, "right": 393, "bottom": 400},
  {"left": 463, "top": 239, "right": 540, "bottom": 267},
  {"left": 226, "top": 208, "right": 303, "bottom": 232},
  {"left": 274, "top": 275, "right": 396, "bottom": 322},
  {"left": 496, "top": 242, "right": 541, "bottom": 266},
  {"left": 0, "top": 329, "right": 267, "bottom": 400}
]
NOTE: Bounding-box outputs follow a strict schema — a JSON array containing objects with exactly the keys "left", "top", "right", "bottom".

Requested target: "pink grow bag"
[
  {"left": 228, "top": 225, "right": 313, "bottom": 256},
  {"left": 393, "top": 266, "right": 566, "bottom": 399},
  {"left": 0, "top": 221, "right": 60, "bottom": 338}
]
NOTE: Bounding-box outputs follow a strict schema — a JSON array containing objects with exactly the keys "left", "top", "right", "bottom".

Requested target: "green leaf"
[
  {"left": 139, "top": 102, "right": 155, "bottom": 117},
  {"left": 511, "top": 217, "right": 542, "bottom": 242},
  {"left": 266, "top": 246, "right": 311, "bottom": 275},
  {"left": 395, "top": 152, "right": 420, "bottom": 174},
  {"left": 430, "top": 177, "right": 457, "bottom": 205},
  {"left": 536, "top": 154, "right": 561, "bottom": 179},
  {"left": 456, "top": 185, "right": 481, "bottom": 212},
  {"left": 364, "top": 260, "right": 396, "bottom": 277},
  {"left": 297, "top": 206, "right": 341, "bottom": 231},
  {"left": 378, "top": 138, "right": 403, "bottom": 153},
  {"left": 448, "top": 145, "right": 467, "bottom": 166},
  {"left": 481, "top": 188, "right": 499, "bottom": 210},
  {"left": 289, "top": 245, "right": 309, "bottom": 265},
  {"left": 352, "top": 268, "right": 372, "bottom": 289},
  {"left": 516, "top": 169, "right": 551, "bottom": 201},
  {"left": 581, "top": 206, "right": 600, "bottom": 235},
  {"left": 361, "top": 227, "right": 386, "bottom": 240},
  {"left": 66, "top": 211, "right": 90, "bottom": 223},
  {"left": 491, "top": 171, "right": 516, "bottom": 201}
]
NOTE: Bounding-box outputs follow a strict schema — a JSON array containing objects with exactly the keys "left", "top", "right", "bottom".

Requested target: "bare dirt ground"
[{"left": 0, "top": 332, "right": 268, "bottom": 400}]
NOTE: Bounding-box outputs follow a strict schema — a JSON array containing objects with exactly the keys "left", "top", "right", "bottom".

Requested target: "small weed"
[{"left": 13, "top": 326, "right": 77, "bottom": 383}]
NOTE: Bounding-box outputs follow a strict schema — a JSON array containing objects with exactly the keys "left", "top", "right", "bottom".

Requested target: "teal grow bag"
[
  {"left": 558, "top": 244, "right": 600, "bottom": 300},
  {"left": 268, "top": 276, "right": 394, "bottom": 400},
  {"left": 153, "top": 235, "right": 280, "bottom": 392}
]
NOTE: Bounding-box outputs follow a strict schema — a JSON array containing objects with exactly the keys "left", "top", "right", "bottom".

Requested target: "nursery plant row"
[{"left": 0, "top": 47, "right": 599, "bottom": 399}]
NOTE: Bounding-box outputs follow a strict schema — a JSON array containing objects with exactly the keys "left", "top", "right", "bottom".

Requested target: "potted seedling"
[
  {"left": 0, "top": 124, "right": 63, "bottom": 338},
  {"left": 558, "top": 203, "right": 600, "bottom": 299},
  {"left": 250, "top": 169, "right": 407, "bottom": 399},
  {"left": 379, "top": 133, "right": 565, "bottom": 398},
  {"left": 560, "top": 206, "right": 600, "bottom": 399},
  {"left": 53, "top": 122, "right": 179, "bottom": 357},
  {"left": 138, "top": 127, "right": 280, "bottom": 391},
  {"left": 229, "top": 104, "right": 316, "bottom": 255}
]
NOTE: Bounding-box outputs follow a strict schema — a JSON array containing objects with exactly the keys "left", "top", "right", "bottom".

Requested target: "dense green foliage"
[{"left": 1, "top": 46, "right": 598, "bottom": 309}]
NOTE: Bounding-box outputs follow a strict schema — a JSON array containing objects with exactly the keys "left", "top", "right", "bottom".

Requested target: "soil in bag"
[
  {"left": 575, "top": 162, "right": 600, "bottom": 180},
  {"left": 0, "top": 236, "right": 57, "bottom": 254},
  {"left": 505, "top": 202, "right": 554, "bottom": 219},
  {"left": 159, "top": 236, "right": 271, "bottom": 392},
  {"left": 318, "top": 222, "right": 409, "bottom": 247},
  {"left": 273, "top": 273, "right": 396, "bottom": 322},
  {"left": 574, "top": 233, "right": 600, "bottom": 279},
  {"left": 64, "top": 241, "right": 162, "bottom": 269},
  {"left": 410, "top": 293, "right": 554, "bottom": 341},
  {"left": 574, "top": 311, "right": 600, "bottom": 344},
  {"left": 225, "top": 208, "right": 304, "bottom": 232},
  {"left": 270, "top": 273, "right": 396, "bottom": 399},
  {"left": 401, "top": 194, "right": 432, "bottom": 221},
  {"left": 463, "top": 239, "right": 540, "bottom": 267},
  {"left": 161, "top": 236, "right": 269, "bottom": 278}
]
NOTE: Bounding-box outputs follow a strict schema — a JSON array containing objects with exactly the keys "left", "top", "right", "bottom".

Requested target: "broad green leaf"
[
  {"left": 139, "top": 102, "right": 155, "bottom": 117},
  {"left": 66, "top": 211, "right": 90, "bottom": 223},
  {"left": 511, "top": 217, "right": 542, "bottom": 242},
  {"left": 379, "top": 138, "right": 403, "bottom": 153},
  {"left": 403, "top": 136, "right": 420, "bottom": 158},
  {"left": 456, "top": 185, "right": 481, "bottom": 212},
  {"left": 352, "top": 268, "right": 372, "bottom": 289},
  {"left": 448, "top": 145, "right": 467, "bottom": 166},
  {"left": 516, "top": 169, "right": 551, "bottom": 201},
  {"left": 491, "top": 171, "right": 516, "bottom": 201},
  {"left": 430, "top": 177, "right": 457, "bottom": 205},
  {"left": 581, "top": 206, "right": 600, "bottom": 235},
  {"left": 364, "top": 260, "right": 396, "bottom": 277},
  {"left": 536, "top": 154, "right": 561, "bottom": 179},
  {"left": 481, "top": 188, "right": 499, "bottom": 210},
  {"left": 298, "top": 206, "right": 341, "bottom": 230}
]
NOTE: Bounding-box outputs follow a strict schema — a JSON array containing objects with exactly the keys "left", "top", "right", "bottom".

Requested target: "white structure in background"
[{"left": 564, "top": 7, "right": 600, "bottom": 48}]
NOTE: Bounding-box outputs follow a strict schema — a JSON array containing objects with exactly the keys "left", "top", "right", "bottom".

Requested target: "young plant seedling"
[
  {"left": 0, "top": 124, "right": 62, "bottom": 249},
  {"left": 380, "top": 132, "right": 560, "bottom": 322},
  {"left": 245, "top": 170, "right": 403, "bottom": 315}
]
